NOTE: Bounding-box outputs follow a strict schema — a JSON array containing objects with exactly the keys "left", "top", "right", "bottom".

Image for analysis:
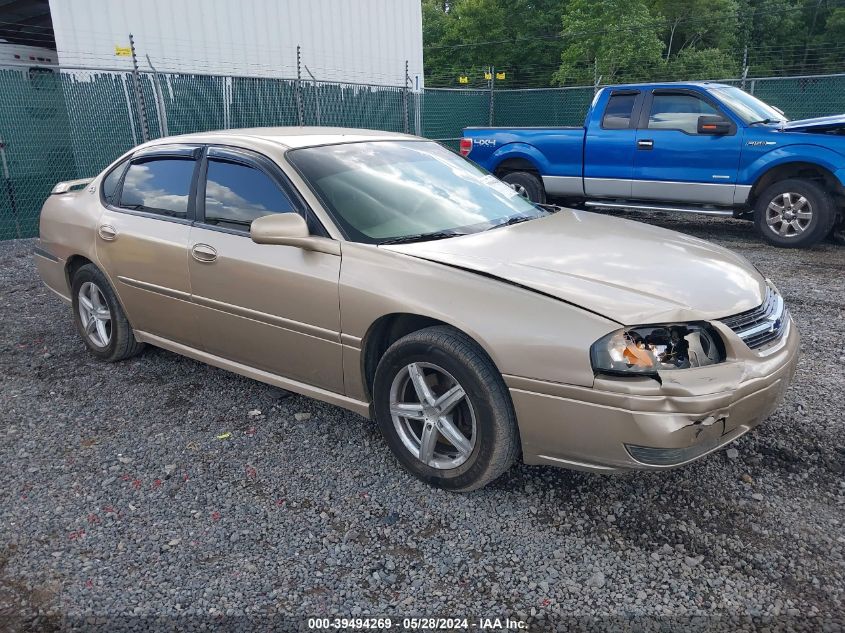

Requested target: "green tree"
[
  {"left": 422, "top": 0, "right": 567, "bottom": 87},
  {"left": 668, "top": 48, "right": 740, "bottom": 80},
  {"left": 552, "top": 0, "right": 665, "bottom": 85}
]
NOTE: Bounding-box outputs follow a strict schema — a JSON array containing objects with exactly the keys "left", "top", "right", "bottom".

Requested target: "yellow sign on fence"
[
  {"left": 114, "top": 45, "right": 132, "bottom": 57},
  {"left": 458, "top": 76, "right": 469, "bottom": 84},
  {"left": 496, "top": 72, "right": 506, "bottom": 80}
]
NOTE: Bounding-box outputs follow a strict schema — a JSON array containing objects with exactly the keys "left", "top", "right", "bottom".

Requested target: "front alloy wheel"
[
  {"left": 373, "top": 325, "right": 519, "bottom": 491},
  {"left": 754, "top": 178, "right": 836, "bottom": 248},
  {"left": 389, "top": 362, "right": 477, "bottom": 469},
  {"left": 764, "top": 192, "right": 812, "bottom": 239}
]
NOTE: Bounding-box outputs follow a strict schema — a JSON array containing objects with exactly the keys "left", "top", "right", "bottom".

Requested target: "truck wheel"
[
  {"left": 754, "top": 178, "right": 836, "bottom": 248},
  {"left": 501, "top": 171, "right": 546, "bottom": 204}
]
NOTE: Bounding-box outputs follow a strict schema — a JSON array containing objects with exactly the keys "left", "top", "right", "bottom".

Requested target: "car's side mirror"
[
  {"left": 697, "top": 115, "right": 732, "bottom": 135},
  {"left": 250, "top": 213, "right": 339, "bottom": 255}
]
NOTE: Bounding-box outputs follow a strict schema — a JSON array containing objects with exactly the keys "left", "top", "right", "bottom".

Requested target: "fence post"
[
  {"left": 488, "top": 65, "right": 495, "bottom": 126},
  {"left": 129, "top": 33, "right": 150, "bottom": 142},
  {"left": 750, "top": 79, "right": 756, "bottom": 95},
  {"left": 296, "top": 45, "right": 305, "bottom": 126},
  {"left": 403, "top": 60, "right": 410, "bottom": 134},
  {"left": 304, "top": 65, "right": 322, "bottom": 126}
]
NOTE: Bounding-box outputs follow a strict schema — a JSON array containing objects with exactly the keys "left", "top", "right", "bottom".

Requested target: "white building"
[{"left": 48, "top": 0, "right": 424, "bottom": 88}]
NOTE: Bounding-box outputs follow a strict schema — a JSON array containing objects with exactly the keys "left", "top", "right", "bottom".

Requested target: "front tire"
[
  {"left": 373, "top": 326, "right": 519, "bottom": 491},
  {"left": 71, "top": 264, "right": 144, "bottom": 362},
  {"left": 753, "top": 178, "right": 836, "bottom": 248},
  {"left": 500, "top": 171, "right": 546, "bottom": 204}
]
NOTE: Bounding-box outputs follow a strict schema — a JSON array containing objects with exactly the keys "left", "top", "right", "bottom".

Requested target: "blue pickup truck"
[{"left": 461, "top": 82, "right": 845, "bottom": 248}]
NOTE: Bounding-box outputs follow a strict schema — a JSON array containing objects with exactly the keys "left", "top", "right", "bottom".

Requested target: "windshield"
[
  {"left": 709, "top": 86, "right": 788, "bottom": 124},
  {"left": 287, "top": 140, "right": 543, "bottom": 244}
]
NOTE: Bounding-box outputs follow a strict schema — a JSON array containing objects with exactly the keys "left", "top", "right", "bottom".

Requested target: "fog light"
[{"left": 625, "top": 439, "right": 721, "bottom": 466}]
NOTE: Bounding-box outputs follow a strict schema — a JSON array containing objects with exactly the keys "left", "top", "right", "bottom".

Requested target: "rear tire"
[
  {"left": 373, "top": 326, "right": 519, "bottom": 491},
  {"left": 753, "top": 178, "right": 835, "bottom": 248},
  {"left": 71, "top": 264, "right": 145, "bottom": 362},
  {"left": 500, "top": 171, "right": 546, "bottom": 204}
]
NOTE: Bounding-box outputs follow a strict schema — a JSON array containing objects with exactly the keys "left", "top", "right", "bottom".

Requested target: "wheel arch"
[
  {"left": 488, "top": 143, "right": 548, "bottom": 178},
  {"left": 359, "top": 313, "right": 492, "bottom": 402},
  {"left": 748, "top": 160, "right": 845, "bottom": 208},
  {"left": 65, "top": 254, "right": 94, "bottom": 290},
  {"left": 65, "top": 255, "right": 137, "bottom": 330}
]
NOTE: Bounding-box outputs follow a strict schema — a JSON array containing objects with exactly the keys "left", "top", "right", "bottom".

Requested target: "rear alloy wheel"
[
  {"left": 754, "top": 178, "right": 835, "bottom": 248},
  {"left": 500, "top": 171, "right": 546, "bottom": 204},
  {"left": 78, "top": 281, "right": 112, "bottom": 348},
  {"left": 373, "top": 326, "right": 519, "bottom": 491},
  {"left": 71, "top": 264, "right": 145, "bottom": 362}
]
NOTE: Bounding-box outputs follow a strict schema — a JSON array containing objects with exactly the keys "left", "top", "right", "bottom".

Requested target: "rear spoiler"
[{"left": 50, "top": 178, "right": 92, "bottom": 195}]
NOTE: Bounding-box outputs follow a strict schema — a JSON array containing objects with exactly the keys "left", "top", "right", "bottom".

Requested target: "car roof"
[
  {"left": 605, "top": 81, "right": 734, "bottom": 91},
  {"left": 143, "top": 126, "right": 419, "bottom": 150}
]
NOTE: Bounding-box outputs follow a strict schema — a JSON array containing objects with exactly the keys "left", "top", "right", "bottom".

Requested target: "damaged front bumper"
[{"left": 506, "top": 315, "right": 800, "bottom": 472}]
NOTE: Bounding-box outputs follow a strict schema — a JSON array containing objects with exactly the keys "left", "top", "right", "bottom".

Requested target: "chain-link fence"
[
  {"left": 2, "top": 65, "right": 845, "bottom": 240},
  {"left": 0, "top": 64, "right": 416, "bottom": 240}
]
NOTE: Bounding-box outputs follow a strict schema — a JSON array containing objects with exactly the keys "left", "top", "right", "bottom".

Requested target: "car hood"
[
  {"left": 383, "top": 210, "right": 766, "bottom": 325},
  {"left": 782, "top": 114, "right": 845, "bottom": 133}
]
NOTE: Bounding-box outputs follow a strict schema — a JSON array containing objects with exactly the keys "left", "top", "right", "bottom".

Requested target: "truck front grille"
[{"left": 719, "top": 287, "right": 788, "bottom": 350}]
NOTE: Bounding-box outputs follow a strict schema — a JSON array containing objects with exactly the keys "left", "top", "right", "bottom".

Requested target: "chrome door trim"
[
  {"left": 116, "top": 275, "right": 192, "bottom": 302},
  {"left": 541, "top": 175, "right": 584, "bottom": 197},
  {"left": 734, "top": 185, "right": 752, "bottom": 204},
  {"left": 191, "top": 294, "right": 341, "bottom": 343},
  {"left": 583, "top": 177, "right": 632, "bottom": 198},
  {"left": 584, "top": 177, "right": 742, "bottom": 206}
]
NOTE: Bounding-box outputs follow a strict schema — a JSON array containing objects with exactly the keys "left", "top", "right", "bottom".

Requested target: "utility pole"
[
  {"left": 296, "top": 45, "right": 305, "bottom": 126},
  {"left": 741, "top": 45, "right": 748, "bottom": 90},
  {"left": 488, "top": 65, "right": 495, "bottom": 126},
  {"left": 129, "top": 33, "right": 150, "bottom": 142}
]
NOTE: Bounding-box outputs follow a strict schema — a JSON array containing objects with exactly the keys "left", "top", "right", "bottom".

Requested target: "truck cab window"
[
  {"left": 648, "top": 94, "right": 720, "bottom": 134},
  {"left": 602, "top": 94, "right": 637, "bottom": 129}
]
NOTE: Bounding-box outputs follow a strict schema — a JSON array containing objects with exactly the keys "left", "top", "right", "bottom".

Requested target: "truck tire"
[
  {"left": 501, "top": 171, "right": 546, "bottom": 204},
  {"left": 753, "top": 178, "right": 836, "bottom": 248}
]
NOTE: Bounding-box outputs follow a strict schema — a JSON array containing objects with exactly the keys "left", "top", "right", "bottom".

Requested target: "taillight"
[{"left": 459, "top": 137, "right": 473, "bottom": 157}]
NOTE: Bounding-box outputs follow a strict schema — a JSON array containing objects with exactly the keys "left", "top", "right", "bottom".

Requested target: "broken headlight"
[{"left": 591, "top": 323, "right": 725, "bottom": 376}]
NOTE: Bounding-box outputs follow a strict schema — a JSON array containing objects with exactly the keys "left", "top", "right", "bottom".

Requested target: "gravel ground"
[{"left": 1, "top": 213, "right": 843, "bottom": 632}]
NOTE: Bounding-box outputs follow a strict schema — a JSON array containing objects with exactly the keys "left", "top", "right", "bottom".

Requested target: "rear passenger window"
[
  {"left": 203, "top": 159, "right": 296, "bottom": 231},
  {"left": 101, "top": 159, "right": 128, "bottom": 205},
  {"left": 119, "top": 157, "right": 196, "bottom": 218},
  {"left": 602, "top": 93, "right": 637, "bottom": 129},
  {"left": 648, "top": 93, "right": 720, "bottom": 134}
]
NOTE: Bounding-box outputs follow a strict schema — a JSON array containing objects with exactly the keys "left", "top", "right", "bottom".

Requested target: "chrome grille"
[{"left": 719, "top": 288, "right": 788, "bottom": 350}]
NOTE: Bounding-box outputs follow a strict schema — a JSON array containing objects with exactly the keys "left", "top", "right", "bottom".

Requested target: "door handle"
[
  {"left": 191, "top": 243, "right": 218, "bottom": 263},
  {"left": 637, "top": 139, "right": 654, "bottom": 150},
  {"left": 97, "top": 224, "right": 117, "bottom": 241}
]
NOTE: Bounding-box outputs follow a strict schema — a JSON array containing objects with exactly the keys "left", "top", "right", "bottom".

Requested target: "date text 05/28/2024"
[{"left": 307, "top": 617, "right": 528, "bottom": 630}]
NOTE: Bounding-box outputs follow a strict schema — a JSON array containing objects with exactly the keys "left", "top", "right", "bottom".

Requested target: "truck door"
[
  {"left": 632, "top": 89, "right": 743, "bottom": 205},
  {"left": 583, "top": 90, "right": 643, "bottom": 198}
]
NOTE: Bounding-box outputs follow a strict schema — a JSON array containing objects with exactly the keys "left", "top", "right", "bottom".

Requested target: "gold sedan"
[{"left": 34, "top": 128, "right": 799, "bottom": 490}]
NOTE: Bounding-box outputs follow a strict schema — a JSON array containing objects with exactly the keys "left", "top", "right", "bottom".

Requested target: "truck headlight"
[{"left": 591, "top": 323, "right": 725, "bottom": 376}]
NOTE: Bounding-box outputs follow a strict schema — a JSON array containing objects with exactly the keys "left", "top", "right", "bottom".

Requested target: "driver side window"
[
  {"left": 648, "top": 93, "right": 720, "bottom": 134},
  {"left": 203, "top": 159, "right": 296, "bottom": 232}
]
